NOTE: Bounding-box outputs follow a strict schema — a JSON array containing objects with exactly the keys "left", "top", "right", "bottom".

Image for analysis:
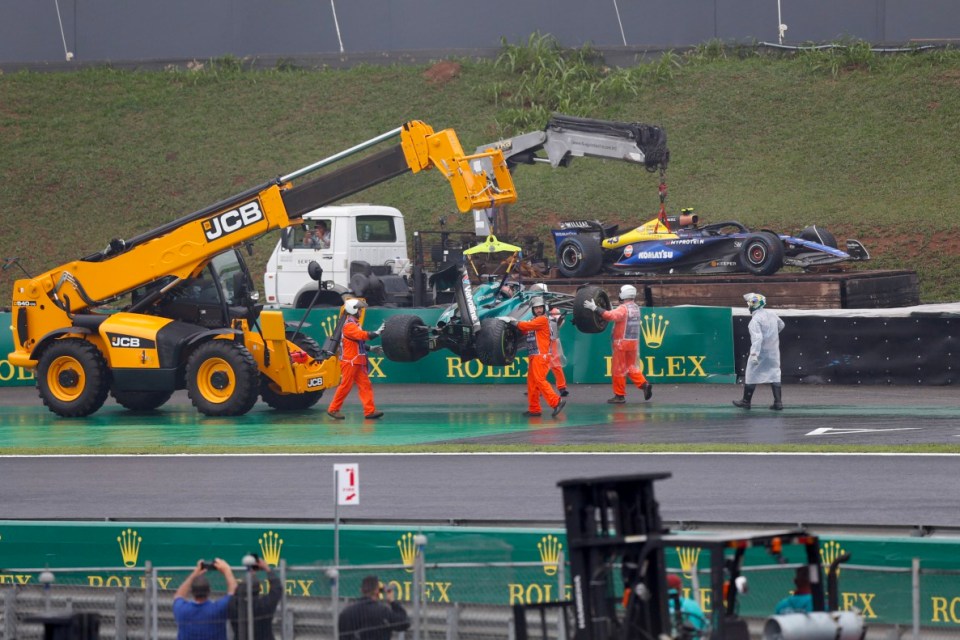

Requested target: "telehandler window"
[{"left": 355, "top": 215, "right": 397, "bottom": 243}]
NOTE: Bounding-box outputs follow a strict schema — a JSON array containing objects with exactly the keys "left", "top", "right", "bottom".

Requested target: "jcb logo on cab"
[
  {"left": 306, "top": 377, "right": 324, "bottom": 388},
  {"left": 203, "top": 201, "right": 265, "bottom": 241}
]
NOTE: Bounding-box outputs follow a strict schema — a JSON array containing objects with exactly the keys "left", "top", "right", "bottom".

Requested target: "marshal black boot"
[
  {"left": 770, "top": 384, "right": 783, "bottom": 411},
  {"left": 732, "top": 384, "right": 755, "bottom": 409}
]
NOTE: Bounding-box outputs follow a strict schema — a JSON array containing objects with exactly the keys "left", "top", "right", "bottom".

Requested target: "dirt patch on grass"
[{"left": 423, "top": 61, "right": 461, "bottom": 85}]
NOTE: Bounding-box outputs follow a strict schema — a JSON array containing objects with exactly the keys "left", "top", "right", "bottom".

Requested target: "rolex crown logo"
[
  {"left": 397, "top": 532, "right": 419, "bottom": 573},
  {"left": 117, "top": 528, "right": 142, "bottom": 568},
  {"left": 641, "top": 313, "right": 669, "bottom": 349},
  {"left": 820, "top": 540, "right": 846, "bottom": 577},
  {"left": 676, "top": 546, "right": 701, "bottom": 579},
  {"left": 537, "top": 535, "right": 563, "bottom": 577},
  {"left": 259, "top": 531, "right": 283, "bottom": 567},
  {"left": 321, "top": 315, "right": 338, "bottom": 338}
]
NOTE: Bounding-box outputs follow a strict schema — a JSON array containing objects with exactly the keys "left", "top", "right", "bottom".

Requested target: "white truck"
[{"left": 263, "top": 204, "right": 415, "bottom": 308}]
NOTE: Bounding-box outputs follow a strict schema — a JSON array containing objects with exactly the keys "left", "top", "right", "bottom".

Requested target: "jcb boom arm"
[
  {"left": 470, "top": 114, "right": 669, "bottom": 234},
  {"left": 11, "top": 121, "right": 516, "bottom": 328}
]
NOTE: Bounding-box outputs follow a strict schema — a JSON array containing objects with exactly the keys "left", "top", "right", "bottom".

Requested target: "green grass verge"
[{"left": 2, "top": 43, "right": 960, "bottom": 306}]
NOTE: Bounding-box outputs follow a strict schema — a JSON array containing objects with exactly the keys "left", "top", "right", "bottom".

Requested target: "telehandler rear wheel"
[
  {"left": 186, "top": 340, "right": 259, "bottom": 416},
  {"left": 110, "top": 388, "right": 175, "bottom": 412},
  {"left": 37, "top": 339, "right": 111, "bottom": 417},
  {"left": 260, "top": 332, "right": 325, "bottom": 411}
]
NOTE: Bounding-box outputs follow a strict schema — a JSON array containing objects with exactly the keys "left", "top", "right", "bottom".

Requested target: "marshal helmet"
[
  {"left": 619, "top": 284, "right": 637, "bottom": 300},
  {"left": 743, "top": 292, "right": 766, "bottom": 312},
  {"left": 344, "top": 298, "right": 367, "bottom": 315}
]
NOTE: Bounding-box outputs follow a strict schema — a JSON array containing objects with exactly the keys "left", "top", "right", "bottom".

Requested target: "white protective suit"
[{"left": 744, "top": 308, "right": 785, "bottom": 384}]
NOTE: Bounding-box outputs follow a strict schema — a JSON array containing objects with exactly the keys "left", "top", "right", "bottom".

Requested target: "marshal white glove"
[
  {"left": 497, "top": 316, "right": 514, "bottom": 324},
  {"left": 749, "top": 355, "right": 760, "bottom": 366},
  {"left": 583, "top": 298, "right": 598, "bottom": 312}
]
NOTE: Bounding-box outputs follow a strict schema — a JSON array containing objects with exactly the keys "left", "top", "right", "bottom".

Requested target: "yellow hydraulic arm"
[{"left": 10, "top": 120, "right": 517, "bottom": 365}]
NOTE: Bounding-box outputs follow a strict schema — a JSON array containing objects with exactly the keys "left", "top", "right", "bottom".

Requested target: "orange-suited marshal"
[
  {"left": 503, "top": 297, "right": 566, "bottom": 418},
  {"left": 326, "top": 298, "right": 385, "bottom": 420},
  {"left": 583, "top": 284, "right": 653, "bottom": 404}
]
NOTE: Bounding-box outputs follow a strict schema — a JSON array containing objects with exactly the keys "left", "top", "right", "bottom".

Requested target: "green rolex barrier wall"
[
  {"left": 2, "top": 520, "right": 960, "bottom": 629},
  {"left": 0, "top": 307, "right": 735, "bottom": 387}
]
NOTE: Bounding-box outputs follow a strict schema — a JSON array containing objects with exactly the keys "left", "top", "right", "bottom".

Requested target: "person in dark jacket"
[
  {"left": 227, "top": 557, "right": 282, "bottom": 640},
  {"left": 338, "top": 575, "right": 410, "bottom": 640}
]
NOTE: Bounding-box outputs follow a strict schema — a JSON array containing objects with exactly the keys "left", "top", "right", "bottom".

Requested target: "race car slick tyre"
[
  {"left": 739, "top": 232, "right": 784, "bottom": 276},
  {"left": 260, "top": 331, "right": 325, "bottom": 411},
  {"left": 37, "top": 338, "right": 111, "bottom": 417},
  {"left": 572, "top": 285, "right": 610, "bottom": 334},
  {"left": 476, "top": 317, "right": 520, "bottom": 366},
  {"left": 382, "top": 314, "right": 429, "bottom": 362},
  {"left": 111, "top": 388, "right": 174, "bottom": 411},
  {"left": 799, "top": 225, "right": 838, "bottom": 249},
  {"left": 557, "top": 235, "right": 603, "bottom": 278},
  {"left": 186, "top": 340, "right": 259, "bottom": 417}
]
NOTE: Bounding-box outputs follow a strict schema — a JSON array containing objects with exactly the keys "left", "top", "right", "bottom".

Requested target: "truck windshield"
[{"left": 356, "top": 215, "right": 397, "bottom": 242}]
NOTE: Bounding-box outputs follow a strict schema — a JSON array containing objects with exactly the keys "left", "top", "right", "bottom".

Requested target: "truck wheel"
[
  {"left": 186, "top": 340, "right": 260, "bottom": 416},
  {"left": 261, "top": 332, "right": 325, "bottom": 410},
  {"left": 111, "top": 388, "right": 174, "bottom": 411},
  {"left": 382, "top": 315, "right": 429, "bottom": 362},
  {"left": 739, "top": 232, "right": 785, "bottom": 276},
  {"left": 557, "top": 235, "right": 603, "bottom": 278},
  {"left": 572, "top": 286, "right": 610, "bottom": 334},
  {"left": 475, "top": 317, "right": 520, "bottom": 366},
  {"left": 37, "top": 339, "right": 111, "bottom": 417},
  {"left": 799, "top": 225, "right": 838, "bottom": 249}
]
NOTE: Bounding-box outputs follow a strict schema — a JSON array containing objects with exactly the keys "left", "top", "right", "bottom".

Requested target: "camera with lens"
[{"left": 200, "top": 560, "right": 217, "bottom": 571}]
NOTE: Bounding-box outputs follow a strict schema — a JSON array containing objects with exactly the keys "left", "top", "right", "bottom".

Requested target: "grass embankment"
[{"left": 2, "top": 41, "right": 959, "bottom": 305}]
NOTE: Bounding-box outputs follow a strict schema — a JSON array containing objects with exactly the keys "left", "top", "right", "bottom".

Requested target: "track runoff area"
[{"left": 0, "top": 382, "right": 957, "bottom": 450}]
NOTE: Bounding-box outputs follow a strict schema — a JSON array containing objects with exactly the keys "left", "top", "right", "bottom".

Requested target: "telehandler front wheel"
[
  {"left": 37, "top": 338, "right": 111, "bottom": 417},
  {"left": 260, "top": 331, "right": 325, "bottom": 411},
  {"left": 186, "top": 340, "right": 259, "bottom": 417}
]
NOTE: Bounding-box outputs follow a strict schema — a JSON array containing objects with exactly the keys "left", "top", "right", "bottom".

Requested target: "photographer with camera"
[
  {"left": 338, "top": 575, "right": 410, "bottom": 640},
  {"left": 173, "top": 559, "right": 238, "bottom": 640},
  {"left": 227, "top": 556, "right": 282, "bottom": 640}
]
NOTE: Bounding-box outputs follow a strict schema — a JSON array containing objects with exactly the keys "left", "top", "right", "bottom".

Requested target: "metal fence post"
[
  {"left": 445, "top": 604, "right": 459, "bottom": 640},
  {"left": 115, "top": 589, "right": 128, "bottom": 640},
  {"left": 143, "top": 561, "right": 152, "bottom": 640},
  {"left": 151, "top": 564, "right": 159, "bottom": 640},
  {"left": 413, "top": 534, "right": 427, "bottom": 640},
  {"left": 279, "top": 560, "right": 289, "bottom": 640},
  {"left": 912, "top": 557, "right": 921, "bottom": 640},
  {"left": 3, "top": 588, "right": 16, "bottom": 640},
  {"left": 557, "top": 551, "right": 568, "bottom": 640}
]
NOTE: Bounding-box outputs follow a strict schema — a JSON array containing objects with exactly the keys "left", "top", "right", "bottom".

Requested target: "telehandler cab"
[{"left": 8, "top": 121, "right": 517, "bottom": 417}]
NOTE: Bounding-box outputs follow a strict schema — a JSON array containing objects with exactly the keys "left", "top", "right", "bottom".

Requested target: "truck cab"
[{"left": 263, "top": 204, "right": 409, "bottom": 308}]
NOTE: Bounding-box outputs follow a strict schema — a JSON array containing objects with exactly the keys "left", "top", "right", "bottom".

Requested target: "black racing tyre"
[
  {"left": 185, "top": 340, "right": 260, "bottom": 416},
  {"left": 799, "top": 225, "right": 838, "bottom": 249},
  {"left": 111, "top": 388, "right": 174, "bottom": 411},
  {"left": 475, "top": 317, "right": 520, "bottom": 366},
  {"left": 381, "top": 315, "right": 429, "bottom": 362},
  {"left": 37, "top": 339, "right": 111, "bottom": 417},
  {"left": 572, "top": 286, "right": 611, "bottom": 334},
  {"left": 738, "top": 232, "right": 785, "bottom": 276},
  {"left": 557, "top": 235, "right": 603, "bottom": 278},
  {"left": 260, "top": 331, "right": 325, "bottom": 411}
]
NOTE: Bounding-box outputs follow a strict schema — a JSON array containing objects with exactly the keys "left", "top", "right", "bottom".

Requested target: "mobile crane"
[{"left": 8, "top": 121, "right": 517, "bottom": 417}]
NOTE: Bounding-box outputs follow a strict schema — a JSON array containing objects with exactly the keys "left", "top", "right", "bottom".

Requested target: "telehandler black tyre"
[
  {"left": 111, "top": 388, "right": 174, "bottom": 411},
  {"left": 186, "top": 340, "right": 260, "bottom": 416},
  {"left": 572, "top": 286, "right": 611, "bottom": 334},
  {"left": 260, "top": 331, "right": 325, "bottom": 411},
  {"left": 382, "top": 315, "right": 429, "bottom": 362},
  {"left": 475, "top": 317, "right": 520, "bottom": 367},
  {"left": 557, "top": 235, "right": 603, "bottom": 278},
  {"left": 37, "top": 339, "right": 111, "bottom": 417}
]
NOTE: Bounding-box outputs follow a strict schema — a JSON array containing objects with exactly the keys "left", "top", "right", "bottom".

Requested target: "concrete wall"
[{"left": 2, "top": 0, "right": 959, "bottom": 65}]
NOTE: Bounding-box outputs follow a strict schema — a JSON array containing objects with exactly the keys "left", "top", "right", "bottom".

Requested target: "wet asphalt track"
[{"left": 0, "top": 383, "right": 957, "bottom": 528}]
